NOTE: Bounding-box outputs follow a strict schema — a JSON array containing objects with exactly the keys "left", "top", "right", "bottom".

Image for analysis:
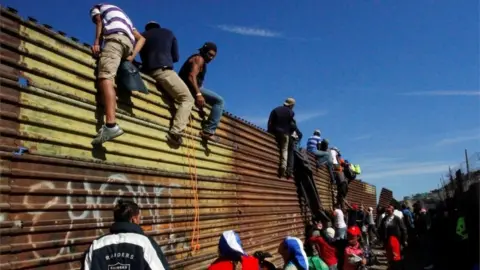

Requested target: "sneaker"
[
  {"left": 166, "top": 132, "right": 183, "bottom": 145},
  {"left": 278, "top": 167, "right": 286, "bottom": 178},
  {"left": 424, "top": 265, "right": 434, "bottom": 270},
  {"left": 200, "top": 130, "right": 219, "bottom": 142},
  {"left": 200, "top": 130, "right": 214, "bottom": 139},
  {"left": 91, "top": 125, "right": 124, "bottom": 145}
]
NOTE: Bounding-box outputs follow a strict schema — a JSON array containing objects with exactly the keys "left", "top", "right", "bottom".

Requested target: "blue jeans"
[
  {"left": 312, "top": 150, "right": 332, "bottom": 167},
  {"left": 328, "top": 264, "right": 338, "bottom": 270},
  {"left": 335, "top": 227, "right": 346, "bottom": 240},
  {"left": 201, "top": 88, "right": 224, "bottom": 134}
]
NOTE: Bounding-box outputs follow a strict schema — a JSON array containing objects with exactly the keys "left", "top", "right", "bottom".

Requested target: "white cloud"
[
  {"left": 436, "top": 134, "right": 480, "bottom": 146},
  {"left": 244, "top": 110, "right": 327, "bottom": 126},
  {"left": 400, "top": 91, "right": 480, "bottom": 96},
  {"left": 216, "top": 25, "right": 282, "bottom": 38},
  {"left": 351, "top": 134, "right": 372, "bottom": 141},
  {"left": 361, "top": 160, "right": 451, "bottom": 180},
  {"left": 295, "top": 111, "right": 328, "bottom": 123}
]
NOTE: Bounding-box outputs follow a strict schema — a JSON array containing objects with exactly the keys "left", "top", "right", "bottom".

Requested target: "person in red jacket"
[
  {"left": 309, "top": 227, "right": 338, "bottom": 269},
  {"left": 208, "top": 230, "right": 258, "bottom": 270},
  {"left": 343, "top": 226, "right": 367, "bottom": 270}
]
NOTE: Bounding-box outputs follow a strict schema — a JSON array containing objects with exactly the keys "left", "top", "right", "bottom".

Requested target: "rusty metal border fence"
[
  {"left": 0, "top": 6, "right": 379, "bottom": 270},
  {"left": 378, "top": 188, "right": 393, "bottom": 210}
]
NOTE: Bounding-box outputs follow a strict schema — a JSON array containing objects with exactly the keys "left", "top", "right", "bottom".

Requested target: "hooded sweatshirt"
[{"left": 309, "top": 229, "right": 338, "bottom": 266}]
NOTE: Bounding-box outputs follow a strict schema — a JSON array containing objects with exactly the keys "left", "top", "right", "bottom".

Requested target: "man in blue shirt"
[{"left": 140, "top": 21, "right": 194, "bottom": 146}]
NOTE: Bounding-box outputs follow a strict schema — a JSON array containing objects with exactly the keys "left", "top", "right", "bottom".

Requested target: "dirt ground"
[{"left": 370, "top": 247, "right": 424, "bottom": 270}]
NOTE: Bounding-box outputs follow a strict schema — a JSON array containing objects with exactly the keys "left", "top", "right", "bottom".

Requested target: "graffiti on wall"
[{"left": 16, "top": 173, "right": 190, "bottom": 264}]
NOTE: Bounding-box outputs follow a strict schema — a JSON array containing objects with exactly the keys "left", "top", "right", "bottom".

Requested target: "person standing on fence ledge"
[
  {"left": 268, "top": 98, "right": 296, "bottom": 178},
  {"left": 140, "top": 21, "right": 194, "bottom": 146},
  {"left": 179, "top": 42, "right": 224, "bottom": 141},
  {"left": 82, "top": 200, "right": 170, "bottom": 270},
  {"left": 90, "top": 4, "right": 146, "bottom": 145}
]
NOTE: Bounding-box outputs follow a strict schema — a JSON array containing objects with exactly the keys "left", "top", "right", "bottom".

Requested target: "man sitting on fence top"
[
  {"left": 89, "top": 4, "right": 146, "bottom": 145},
  {"left": 140, "top": 21, "right": 194, "bottom": 146},
  {"left": 307, "top": 129, "right": 322, "bottom": 153},
  {"left": 307, "top": 130, "right": 332, "bottom": 167},
  {"left": 179, "top": 42, "right": 224, "bottom": 141},
  {"left": 82, "top": 199, "right": 170, "bottom": 270}
]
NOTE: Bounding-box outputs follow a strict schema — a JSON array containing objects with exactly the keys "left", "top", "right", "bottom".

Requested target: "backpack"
[
  {"left": 116, "top": 61, "right": 149, "bottom": 94},
  {"left": 343, "top": 163, "right": 357, "bottom": 182}
]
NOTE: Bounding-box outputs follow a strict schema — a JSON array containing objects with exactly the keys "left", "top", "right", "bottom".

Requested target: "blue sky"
[{"left": 4, "top": 0, "right": 479, "bottom": 199}]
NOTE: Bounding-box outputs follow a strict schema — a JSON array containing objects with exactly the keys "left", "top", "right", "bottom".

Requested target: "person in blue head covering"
[
  {"left": 209, "top": 230, "right": 259, "bottom": 270},
  {"left": 218, "top": 230, "right": 246, "bottom": 260},
  {"left": 278, "top": 236, "right": 309, "bottom": 270}
]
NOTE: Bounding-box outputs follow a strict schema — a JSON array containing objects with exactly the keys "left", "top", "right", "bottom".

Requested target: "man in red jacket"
[{"left": 309, "top": 227, "right": 338, "bottom": 269}]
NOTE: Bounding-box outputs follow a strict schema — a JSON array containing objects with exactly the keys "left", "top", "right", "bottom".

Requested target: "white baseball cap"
[{"left": 326, "top": 228, "right": 335, "bottom": 239}]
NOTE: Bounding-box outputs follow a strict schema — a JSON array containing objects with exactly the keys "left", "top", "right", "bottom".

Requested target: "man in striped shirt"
[
  {"left": 306, "top": 129, "right": 332, "bottom": 167},
  {"left": 306, "top": 129, "right": 322, "bottom": 153},
  {"left": 90, "top": 4, "right": 146, "bottom": 145}
]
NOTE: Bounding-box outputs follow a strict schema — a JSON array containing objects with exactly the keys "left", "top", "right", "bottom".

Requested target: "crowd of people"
[
  {"left": 81, "top": 200, "right": 412, "bottom": 270},
  {"left": 80, "top": 181, "right": 479, "bottom": 270}
]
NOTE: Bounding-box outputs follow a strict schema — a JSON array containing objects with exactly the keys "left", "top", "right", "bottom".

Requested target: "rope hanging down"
[{"left": 185, "top": 115, "right": 201, "bottom": 253}]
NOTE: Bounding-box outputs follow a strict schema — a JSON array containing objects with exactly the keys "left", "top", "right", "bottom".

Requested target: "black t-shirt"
[
  {"left": 319, "top": 139, "right": 329, "bottom": 151},
  {"left": 178, "top": 54, "right": 207, "bottom": 92}
]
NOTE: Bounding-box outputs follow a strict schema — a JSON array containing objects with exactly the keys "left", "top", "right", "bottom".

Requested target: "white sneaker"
[
  {"left": 91, "top": 125, "right": 124, "bottom": 145},
  {"left": 424, "top": 265, "right": 434, "bottom": 270}
]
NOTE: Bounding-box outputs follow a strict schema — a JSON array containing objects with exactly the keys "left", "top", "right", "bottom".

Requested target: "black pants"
[
  {"left": 368, "top": 224, "right": 380, "bottom": 241},
  {"left": 285, "top": 137, "right": 296, "bottom": 177},
  {"left": 388, "top": 260, "right": 405, "bottom": 270},
  {"left": 336, "top": 179, "right": 348, "bottom": 208}
]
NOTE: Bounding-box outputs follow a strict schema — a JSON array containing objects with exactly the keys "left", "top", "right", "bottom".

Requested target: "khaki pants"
[
  {"left": 275, "top": 134, "right": 289, "bottom": 170},
  {"left": 98, "top": 34, "right": 133, "bottom": 80},
  {"left": 150, "top": 69, "right": 194, "bottom": 135}
]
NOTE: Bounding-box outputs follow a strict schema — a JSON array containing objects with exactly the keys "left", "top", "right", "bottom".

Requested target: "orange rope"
[{"left": 185, "top": 115, "right": 200, "bottom": 253}]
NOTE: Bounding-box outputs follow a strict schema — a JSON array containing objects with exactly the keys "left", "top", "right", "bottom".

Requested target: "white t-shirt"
[
  {"left": 334, "top": 209, "right": 347, "bottom": 228},
  {"left": 394, "top": 209, "right": 404, "bottom": 219},
  {"left": 381, "top": 210, "right": 403, "bottom": 222},
  {"left": 330, "top": 149, "right": 339, "bottom": 165}
]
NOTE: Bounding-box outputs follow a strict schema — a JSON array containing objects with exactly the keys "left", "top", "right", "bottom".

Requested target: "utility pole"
[{"left": 465, "top": 149, "right": 470, "bottom": 176}]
